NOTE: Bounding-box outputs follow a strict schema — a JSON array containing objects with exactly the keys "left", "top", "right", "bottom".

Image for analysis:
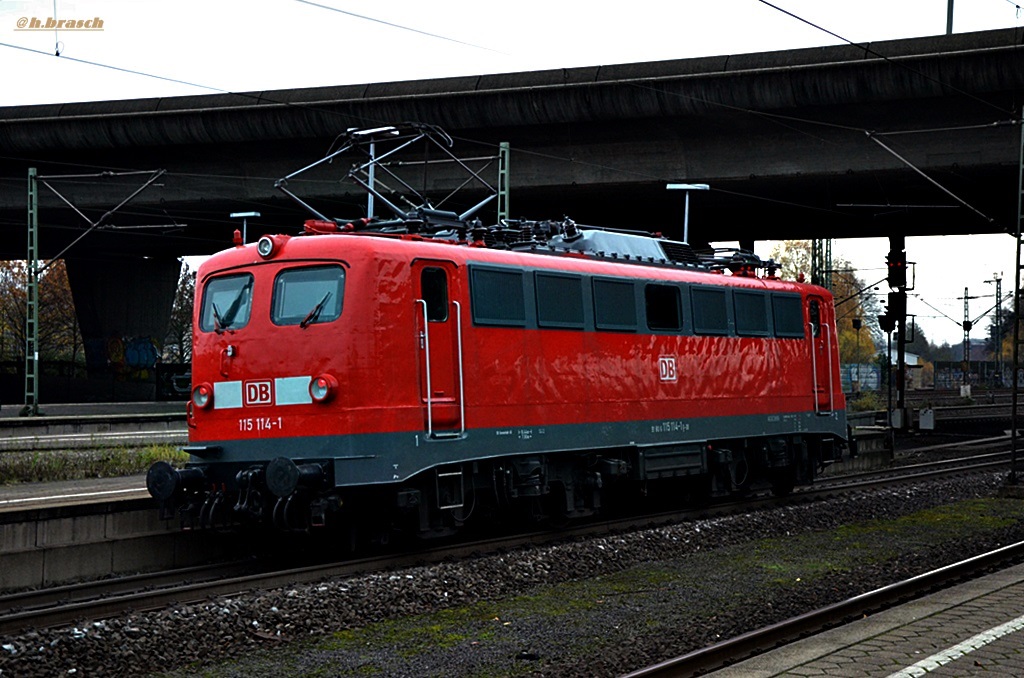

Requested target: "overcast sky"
[{"left": 2, "top": 0, "right": 1022, "bottom": 345}]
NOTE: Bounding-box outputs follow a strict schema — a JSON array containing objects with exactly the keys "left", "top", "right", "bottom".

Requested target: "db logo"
[
  {"left": 244, "top": 380, "right": 274, "bottom": 406},
  {"left": 658, "top": 356, "right": 678, "bottom": 382}
]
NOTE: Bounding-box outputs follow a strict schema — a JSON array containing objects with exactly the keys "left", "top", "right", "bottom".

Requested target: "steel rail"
[{"left": 622, "top": 540, "right": 1024, "bottom": 677}]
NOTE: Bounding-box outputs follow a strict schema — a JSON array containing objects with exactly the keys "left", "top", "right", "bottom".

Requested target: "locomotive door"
[
  {"left": 414, "top": 260, "right": 465, "bottom": 437},
  {"left": 807, "top": 295, "right": 835, "bottom": 414}
]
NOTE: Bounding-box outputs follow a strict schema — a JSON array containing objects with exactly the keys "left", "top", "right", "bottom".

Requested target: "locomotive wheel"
[
  {"left": 688, "top": 474, "right": 713, "bottom": 507},
  {"left": 770, "top": 467, "right": 797, "bottom": 497},
  {"left": 729, "top": 452, "right": 753, "bottom": 496},
  {"left": 544, "top": 482, "right": 571, "bottom": 529}
]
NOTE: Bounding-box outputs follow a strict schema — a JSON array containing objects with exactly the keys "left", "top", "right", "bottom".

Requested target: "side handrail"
[
  {"left": 416, "top": 299, "right": 434, "bottom": 437},
  {"left": 809, "top": 321, "right": 835, "bottom": 415},
  {"left": 809, "top": 321, "right": 819, "bottom": 415},
  {"left": 823, "top": 323, "right": 834, "bottom": 413},
  {"left": 453, "top": 300, "right": 465, "bottom": 435}
]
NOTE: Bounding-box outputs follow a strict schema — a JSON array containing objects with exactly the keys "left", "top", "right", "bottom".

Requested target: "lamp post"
[
  {"left": 666, "top": 183, "right": 710, "bottom": 244},
  {"left": 229, "top": 211, "right": 261, "bottom": 244}
]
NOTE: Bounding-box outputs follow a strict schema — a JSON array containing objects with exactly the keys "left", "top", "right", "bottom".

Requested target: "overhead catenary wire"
[
  {"left": 291, "top": 0, "right": 503, "bottom": 54},
  {"left": 911, "top": 292, "right": 975, "bottom": 328},
  {"left": 866, "top": 132, "right": 998, "bottom": 226},
  {"left": 753, "top": 0, "right": 1014, "bottom": 116}
]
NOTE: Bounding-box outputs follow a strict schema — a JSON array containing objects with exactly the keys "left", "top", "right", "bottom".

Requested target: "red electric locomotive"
[{"left": 147, "top": 126, "right": 847, "bottom": 539}]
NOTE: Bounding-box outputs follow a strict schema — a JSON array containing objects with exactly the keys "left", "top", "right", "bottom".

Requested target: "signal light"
[
  {"left": 309, "top": 374, "right": 337, "bottom": 403},
  {"left": 192, "top": 382, "right": 214, "bottom": 409},
  {"left": 886, "top": 249, "right": 907, "bottom": 288},
  {"left": 887, "top": 291, "right": 906, "bottom": 319}
]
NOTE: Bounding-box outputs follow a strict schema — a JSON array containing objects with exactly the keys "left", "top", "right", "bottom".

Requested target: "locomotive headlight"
[
  {"left": 257, "top": 236, "right": 275, "bottom": 258},
  {"left": 309, "top": 374, "right": 338, "bottom": 403},
  {"left": 192, "top": 382, "right": 214, "bottom": 409}
]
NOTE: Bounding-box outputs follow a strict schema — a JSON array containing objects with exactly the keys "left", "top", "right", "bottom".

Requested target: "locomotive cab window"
[
  {"left": 734, "top": 290, "right": 770, "bottom": 336},
  {"left": 199, "top": 273, "right": 254, "bottom": 333},
  {"left": 691, "top": 286, "right": 729, "bottom": 335},
  {"left": 645, "top": 283, "right": 682, "bottom": 332},
  {"left": 772, "top": 294, "right": 805, "bottom": 338},
  {"left": 271, "top": 265, "right": 345, "bottom": 327},
  {"left": 420, "top": 267, "right": 448, "bottom": 322},
  {"left": 536, "top": 272, "right": 584, "bottom": 329}
]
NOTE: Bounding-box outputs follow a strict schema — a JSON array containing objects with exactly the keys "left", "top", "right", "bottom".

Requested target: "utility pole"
[
  {"left": 22, "top": 168, "right": 166, "bottom": 415},
  {"left": 23, "top": 169, "right": 39, "bottom": 416},
  {"left": 1012, "top": 105, "right": 1024, "bottom": 485},
  {"left": 946, "top": 0, "right": 954, "bottom": 34},
  {"left": 498, "top": 142, "right": 510, "bottom": 223},
  {"left": 986, "top": 274, "right": 1003, "bottom": 385},
  {"left": 811, "top": 239, "right": 832, "bottom": 290},
  {"left": 959, "top": 287, "right": 983, "bottom": 396},
  {"left": 964, "top": 287, "right": 972, "bottom": 392}
]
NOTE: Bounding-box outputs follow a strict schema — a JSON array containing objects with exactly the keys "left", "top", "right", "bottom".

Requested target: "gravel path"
[{"left": 2, "top": 472, "right": 1020, "bottom": 677}]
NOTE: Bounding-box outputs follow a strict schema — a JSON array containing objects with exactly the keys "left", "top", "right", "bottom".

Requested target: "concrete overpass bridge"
[{"left": 0, "top": 27, "right": 1021, "bottom": 394}]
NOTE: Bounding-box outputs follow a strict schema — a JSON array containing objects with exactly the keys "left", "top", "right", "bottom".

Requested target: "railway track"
[
  {"left": 821, "top": 435, "right": 1014, "bottom": 488},
  {"left": 623, "top": 540, "right": 1024, "bottom": 677},
  {"left": 0, "top": 448, "right": 1010, "bottom": 636}
]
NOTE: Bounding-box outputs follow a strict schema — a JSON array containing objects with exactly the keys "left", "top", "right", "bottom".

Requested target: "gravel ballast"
[{"left": 2, "top": 472, "right": 1022, "bottom": 677}]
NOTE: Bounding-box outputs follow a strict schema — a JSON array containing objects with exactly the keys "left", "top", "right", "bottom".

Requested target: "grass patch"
[
  {"left": 0, "top": 444, "right": 189, "bottom": 484},
  {"left": 322, "top": 603, "right": 518, "bottom": 658}
]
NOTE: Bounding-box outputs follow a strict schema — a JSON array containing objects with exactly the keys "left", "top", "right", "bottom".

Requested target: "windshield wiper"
[
  {"left": 220, "top": 279, "right": 253, "bottom": 329},
  {"left": 212, "top": 303, "right": 225, "bottom": 334},
  {"left": 300, "top": 292, "right": 331, "bottom": 329}
]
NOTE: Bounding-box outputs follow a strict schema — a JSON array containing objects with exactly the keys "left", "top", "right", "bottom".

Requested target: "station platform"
[
  {"left": 0, "top": 474, "right": 148, "bottom": 514},
  {"left": 708, "top": 561, "right": 1024, "bottom": 677},
  {"left": 0, "top": 401, "right": 184, "bottom": 419}
]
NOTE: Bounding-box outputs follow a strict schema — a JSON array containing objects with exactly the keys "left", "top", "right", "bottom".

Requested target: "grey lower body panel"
[{"left": 190, "top": 409, "right": 847, "bottom": 488}]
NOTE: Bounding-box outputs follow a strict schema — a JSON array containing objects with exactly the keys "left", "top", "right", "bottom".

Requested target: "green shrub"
[{"left": 0, "top": 444, "right": 189, "bottom": 485}]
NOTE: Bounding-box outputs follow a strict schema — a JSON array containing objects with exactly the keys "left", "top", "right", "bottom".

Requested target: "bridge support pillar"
[{"left": 66, "top": 256, "right": 181, "bottom": 379}]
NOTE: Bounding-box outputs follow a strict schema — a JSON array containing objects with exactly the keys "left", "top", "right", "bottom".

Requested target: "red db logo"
[{"left": 244, "top": 380, "right": 273, "bottom": 406}]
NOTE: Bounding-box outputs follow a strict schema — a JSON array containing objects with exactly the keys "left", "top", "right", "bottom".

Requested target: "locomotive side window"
[
  {"left": 199, "top": 273, "right": 254, "bottom": 333},
  {"left": 690, "top": 286, "right": 729, "bottom": 335},
  {"left": 536, "top": 273, "right": 584, "bottom": 329},
  {"left": 809, "top": 299, "right": 822, "bottom": 337},
  {"left": 471, "top": 267, "right": 526, "bottom": 326},
  {"left": 645, "top": 283, "right": 682, "bottom": 332},
  {"left": 271, "top": 265, "right": 345, "bottom": 327},
  {"left": 593, "top": 279, "right": 637, "bottom": 331},
  {"left": 420, "top": 268, "right": 448, "bottom": 322},
  {"left": 734, "top": 290, "right": 770, "bottom": 336},
  {"left": 772, "top": 294, "right": 805, "bottom": 338}
]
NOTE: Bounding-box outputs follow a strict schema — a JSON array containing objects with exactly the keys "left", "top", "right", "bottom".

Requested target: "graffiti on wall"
[{"left": 107, "top": 336, "right": 160, "bottom": 380}]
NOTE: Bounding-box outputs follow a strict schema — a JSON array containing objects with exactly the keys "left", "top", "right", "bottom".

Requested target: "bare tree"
[{"left": 163, "top": 260, "right": 195, "bottom": 364}]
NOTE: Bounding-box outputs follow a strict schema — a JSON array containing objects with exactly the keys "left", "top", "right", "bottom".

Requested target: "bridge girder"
[{"left": 0, "top": 27, "right": 1020, "bottom": 259}]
